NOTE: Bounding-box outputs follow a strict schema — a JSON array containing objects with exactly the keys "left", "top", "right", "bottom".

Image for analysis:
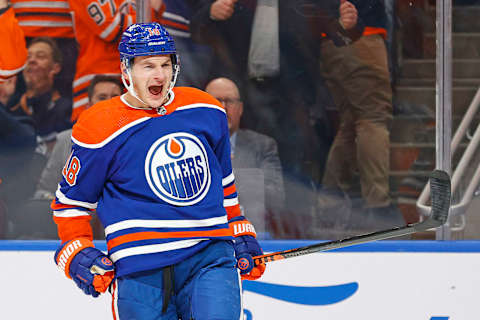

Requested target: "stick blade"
[{"left": 429, "top": 169, "right": 451, "bottom": 225}]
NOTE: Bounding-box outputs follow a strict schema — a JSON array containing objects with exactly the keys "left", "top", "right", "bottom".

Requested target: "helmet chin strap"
[{"left": 121, "top": 68, "right": 153, "bottom": 109}]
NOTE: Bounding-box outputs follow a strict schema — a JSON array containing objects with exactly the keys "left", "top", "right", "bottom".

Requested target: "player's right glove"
[{"left": 54, "top": 238, "right": 115, "bottom": 297}]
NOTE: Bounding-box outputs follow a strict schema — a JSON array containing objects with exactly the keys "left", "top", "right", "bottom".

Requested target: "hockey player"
[{"left": 52, "top": 22, "right": 265, "bottom": 319}]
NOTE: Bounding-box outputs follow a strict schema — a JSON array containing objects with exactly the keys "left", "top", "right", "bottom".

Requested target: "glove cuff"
[
  {"left": 55, "top": 238, "right": 94, "bottom": 278},
  {"left": 229, "top": 216, "right": 257, "bottom": 238}
]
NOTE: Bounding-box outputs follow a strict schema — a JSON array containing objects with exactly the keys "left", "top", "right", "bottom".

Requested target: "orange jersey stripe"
[
  {"left": 223, "top": 184, "right": 237, "bottom": 197},
  {"left": 107, "top": 228, "right": 232, "bottom": 251},
  {"left": 11, "top": 0, "right": 74, "bottom": 38},
  {"left": 53, "top": 215, "right": 93, "bottom": 242},
  {"left": 363, "top": 27, "right": 387, "bottom": 39},
  {"left": 225, "top": 205, "right": 241, "bottom": 221},
  {"left": 51, "top": 201, "right": 93, "bottom": 211},
  {"left": 73, "top": 87, "right": 223, "bottom": 145}
]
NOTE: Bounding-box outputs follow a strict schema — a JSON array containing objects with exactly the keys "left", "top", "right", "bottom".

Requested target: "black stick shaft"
[{"left": 254, "top": 170, "right": 451, "bottom": 265}]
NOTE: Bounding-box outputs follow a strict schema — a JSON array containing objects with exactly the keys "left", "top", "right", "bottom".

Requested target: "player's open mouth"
[{"left": 149, "top": 85, "right": 163, "bottom": 96}]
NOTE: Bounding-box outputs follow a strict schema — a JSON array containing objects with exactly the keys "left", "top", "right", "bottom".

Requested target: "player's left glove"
[
  {"left": 54, "top": 238, "right": 115, "bottom": 297},
  {"left": 229, "top": 216, "right": 266, "bottom": 281}
]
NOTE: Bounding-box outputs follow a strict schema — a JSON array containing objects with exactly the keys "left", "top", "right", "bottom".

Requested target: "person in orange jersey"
[
  {"left": 10, "top": 0, "right": 77, "bottom": 98},
  {"left": 52, "top": 23, "right": 265, "bottom": 319},
  {"left": 0, "top": 0, "right": 27, "bottom": 82},
  {"left": 68, "top": 0, "right": 166, "bottom": 121}
]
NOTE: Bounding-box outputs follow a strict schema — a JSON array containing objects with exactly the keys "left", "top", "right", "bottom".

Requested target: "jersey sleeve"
[
  {"left": 52, "top": 129, "right": 117, "bottom": 242},
  {"left": 69, "top": 0, "right": 165, "bottom": 43},
  {"left": 214, "top": 113, "right": 241, "bottom": 220},
  {"left": 0, "top": 7, "right": 27, "bottom": 81}
]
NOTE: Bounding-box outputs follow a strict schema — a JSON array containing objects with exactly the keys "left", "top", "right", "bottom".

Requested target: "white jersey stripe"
[
  {"left": 110, "top": 239, "right": 206, "bottom": 262},
  {"left": 112, "top": 280, "right": 119, "bottom": 320},
  {"left": 55, "top": 188, "right": 97, "bottom": 209},
  {"left": 73, "top": 97, "right": 89, "bottom": 109},
  {"left": 0, "top": 63, "right": 26, "bottom": 77},
  {"left": 126, "top": 15, "right": 133, "bottom": 29},
  {"left": 223, "top": 197, "right": 239, "bottom": 207},
  {"left": 176, "top": 103, "right": 225, "bottom": 114},
  {"left": 105, "top": 216, "right": 228, "bottom": 236},
  {"left": 73, "top": 73, "right": 120, "bottom": 88},
  {"left": 162, "top": 12, "right": 189, "bottom": 25},
  {"left": 19, "top": 20, "right": 72, "bottom": 27},
  {"left": 100, "top": 13, "right": 121, "bottom": 39},
  {"left": 222, "top": 173, "right": 235, "bottom": 186},
  {"left": 53, "top": 209, "right": 91, "bottom": 218},
  {"left": 13, "top": 1, "right": 69, "bottom": 9}
]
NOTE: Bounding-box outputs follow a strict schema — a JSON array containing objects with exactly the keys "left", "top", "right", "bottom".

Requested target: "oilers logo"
[{"left": 145, "top": 132, "right": 211, "bottom": 206}]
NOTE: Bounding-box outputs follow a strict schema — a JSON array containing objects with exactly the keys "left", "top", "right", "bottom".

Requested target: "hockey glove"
[
  {"left": 54, "top": 238, "right": 115, "bottom": 297},
  {"left": 229, "top": 216, "right": 266, "bottom": 281}
]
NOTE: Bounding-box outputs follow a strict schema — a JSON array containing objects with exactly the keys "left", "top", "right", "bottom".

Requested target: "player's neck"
[{"left": 123, "top": 92, "right": 151, "bottom": 109}]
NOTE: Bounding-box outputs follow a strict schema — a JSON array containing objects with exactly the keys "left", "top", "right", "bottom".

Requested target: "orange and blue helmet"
[{"left": 119, "top": 22, "right": 177, "bottom": 65}]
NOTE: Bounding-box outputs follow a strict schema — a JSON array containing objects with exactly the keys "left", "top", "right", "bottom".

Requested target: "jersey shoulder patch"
[{"left": 72, "top": 96, "right": 154, "bottom": 146}]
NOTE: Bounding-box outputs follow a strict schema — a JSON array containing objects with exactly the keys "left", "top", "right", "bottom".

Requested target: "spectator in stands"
[
  {"left": 35, "top": 75, "right": 122, "bottom": 200},
  {"left": 205, "top": 77, "right": 285, "bottom": 238},
  {"left": 189, "top": 0, "right": 361, "bottom": 175},
  {"left": 190, "top": 0, "right": 361, "bottom": 238},
  {"left": 9, "top": 37, "right": 72, "bottom": 155},
  {"left": 11, "top": 0, "right": 77, "bottom": 99},
  {"left": 0, "top": 80, "right": 37, "bottom": 239},
  {"left": 0, "top": 0, "right": 35, "bottom": 238},
  {"left": 319, "top": 0, "right": 404, "bottom": 228},
  {"left": 68, "top": 0, "right": 165, "bottom": 121}
]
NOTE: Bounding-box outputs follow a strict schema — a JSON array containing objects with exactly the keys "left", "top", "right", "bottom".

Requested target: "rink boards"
[{"left": 1, "top": 240, "right": 479, "bottom": 320}]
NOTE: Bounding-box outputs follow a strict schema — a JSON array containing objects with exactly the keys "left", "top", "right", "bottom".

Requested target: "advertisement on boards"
[{"left": 1, "top": 241, "right": 479, "bottom": 320}]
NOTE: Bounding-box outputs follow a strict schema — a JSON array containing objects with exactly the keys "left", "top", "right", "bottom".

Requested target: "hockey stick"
[{"left": 253, "top": 169, "right": 451, "bottom": 266}]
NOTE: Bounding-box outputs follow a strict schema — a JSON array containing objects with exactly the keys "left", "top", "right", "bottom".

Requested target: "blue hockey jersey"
[{"left": 52, "top": 87, "right": 242, "bottom": 277}]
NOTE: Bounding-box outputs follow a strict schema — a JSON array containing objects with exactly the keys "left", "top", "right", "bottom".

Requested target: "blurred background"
[{"left": 1, "top": 0, "right": 480, "bottom": 242}]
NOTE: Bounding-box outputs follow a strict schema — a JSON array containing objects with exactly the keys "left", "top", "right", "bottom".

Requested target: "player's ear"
[{"left": 120, "top": 61, "right": 128, "bottom": 78}]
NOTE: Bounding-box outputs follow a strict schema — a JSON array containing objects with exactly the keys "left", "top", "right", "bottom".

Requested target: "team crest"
[{"left": 145, "top": 132, "right": 211, "bottom": 206}]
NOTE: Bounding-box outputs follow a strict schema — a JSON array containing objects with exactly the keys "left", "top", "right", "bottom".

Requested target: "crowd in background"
[{"left": 0, "top": 0, "right": 456, "bottom": 240}]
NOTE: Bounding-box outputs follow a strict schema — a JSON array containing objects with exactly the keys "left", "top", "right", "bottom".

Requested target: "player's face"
[
  {"left": 128, "top": 55, "right": 173, "bottom": 108},
  {"left": 88, "top": 81, "right": 122, "bottom": 108}
]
